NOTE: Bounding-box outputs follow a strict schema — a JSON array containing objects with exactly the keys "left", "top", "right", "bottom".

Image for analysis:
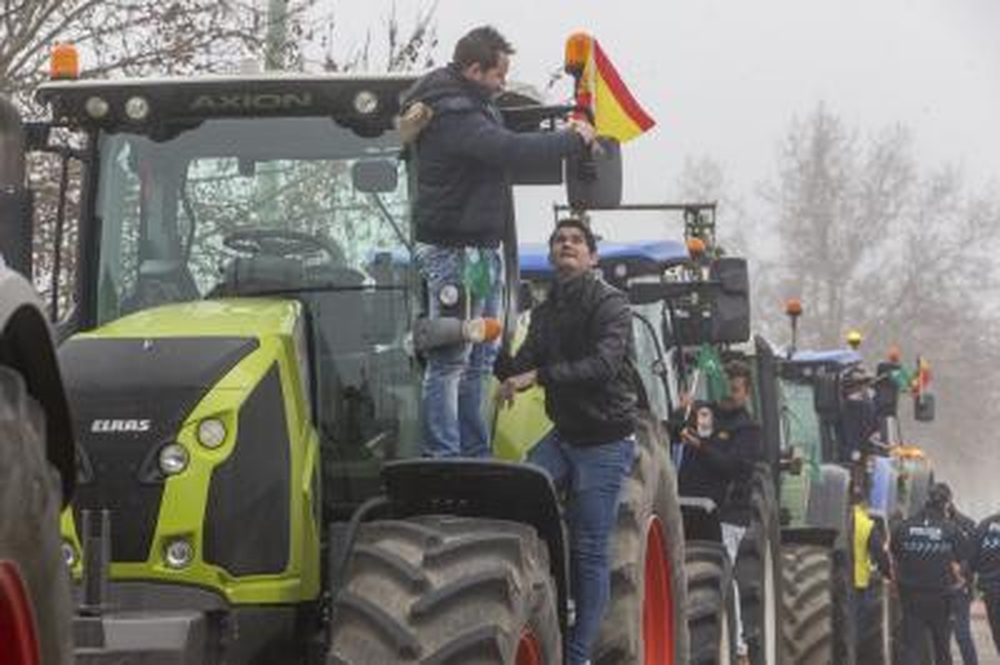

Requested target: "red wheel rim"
[
  {"left": 0, "top": 560, "right": 41, "bottom": 665},
  {"left": 516, "top": 628, "right": 543, "bottom": 665},
  {"left": 642, "top": 517, "right": 674, "bottom": 664}
]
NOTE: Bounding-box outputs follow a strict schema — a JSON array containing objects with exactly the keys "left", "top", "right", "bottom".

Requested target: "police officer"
[
  {"left": 973, "top": 511, "right": 1000, "bottom": 654},
  {"left": 943, "top": 484, "right": 980, "bottom": 665},
  {"left": 891, "top": 482, "right": 968, "bottom": 665}
]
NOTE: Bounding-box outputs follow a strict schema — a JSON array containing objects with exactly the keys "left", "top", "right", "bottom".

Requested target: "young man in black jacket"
[
  {"left": 496, "top": 218, "right": 636, "bottom": 665},
  {"left": 400, "top": 26, "right": 594, "bottom": 458},
  {"left": 973, "top": 512, "right": 1000, "bottom": 654}
]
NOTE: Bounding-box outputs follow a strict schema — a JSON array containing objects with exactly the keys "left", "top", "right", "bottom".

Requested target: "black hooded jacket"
[
  {"left": 677, "top": 405, "right": 762, "bottom": 526},
  {"left": 496, "top": 271, "right": 638, "bottom": 446},
  {"left": 400, "top": 65, "right": 585, "bottom": 248}
]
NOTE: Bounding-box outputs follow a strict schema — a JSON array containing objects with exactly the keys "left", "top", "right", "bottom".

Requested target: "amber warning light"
[
  {"left": 784, "top": 298, "right": 803, "bottom": 318},
  {"left": 564, "top": 32, "right": 593, "bottom": 76},
  {"left": 50, "top": 43, "right": 79, "bottom": 80}
]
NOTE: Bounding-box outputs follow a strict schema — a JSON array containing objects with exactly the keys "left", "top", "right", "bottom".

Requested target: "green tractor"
[
  {"left": 512, "top": 204, "right": 784, "bottom": 665},
  {"left": 3, "top": 47, "right": 689, "bottom": 663},
  {"left": 774, "top": 315, "right": 937, "bottom": 665}
]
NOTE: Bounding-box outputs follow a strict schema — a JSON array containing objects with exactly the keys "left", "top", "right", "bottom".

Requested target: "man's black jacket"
[
  {"left": 891, "top": 509, "right": 965, "bottom": 593},
  {"left": 496, "top": 271, "right": 637, "bottom": 446},
  {"left": 677, "top": 406, "right": 762, "bottom": 526},
  {"left": 974, "top": 513, "right": 1000, "bottom": 595},
  {"left": 401, "top": 65, "right": 584, "bottom": 248}
]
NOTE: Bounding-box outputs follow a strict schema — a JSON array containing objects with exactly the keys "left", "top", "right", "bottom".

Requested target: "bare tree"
[{"left": 760, "top": 102, "right": 1000, "bottom": 516}]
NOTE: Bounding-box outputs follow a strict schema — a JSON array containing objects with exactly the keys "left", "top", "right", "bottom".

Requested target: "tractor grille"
[{"left": 60, "top": 336, "right": 259, "bottom": 563}]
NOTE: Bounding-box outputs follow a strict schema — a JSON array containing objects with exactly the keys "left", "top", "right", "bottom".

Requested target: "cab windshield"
[
  {"left": 93, "top": 117, "right": 419, "bottom": 507},
  {"left": 780, "top": 378, "right": 822, "bottom": 465}
]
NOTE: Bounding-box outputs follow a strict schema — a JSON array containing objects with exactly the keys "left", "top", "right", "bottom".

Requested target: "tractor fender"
[
  {"left": 379, "top": 458, "right": 571, "bottom": 633},
  {"left": 780, "top": 525, "right": 838, "bottom": 549},
  {"left": 0, "top": 266, "right": 75, "bottom": 503},
  {"left": 804, "top": 463, "right": 852, "bottom": 551}
]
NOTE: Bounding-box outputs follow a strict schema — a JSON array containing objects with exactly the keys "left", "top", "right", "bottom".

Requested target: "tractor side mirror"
[
  {"left": 814, "top": 374, "right": 841, "bottom": 418},
  {"left": 352, "top": 159, "right": 398, "bottom": 193},
  {"left": 914, "top": 393, "right": 935, "bottom": 422},
  {"left": 566, "top": 138, "right": 622, "bottom": 209},
  {"left": 0, "top": 96, "right": 32, "bottom": 278},
  {"left": 708, "top": 257, "right": 750, "bottom": 343}
]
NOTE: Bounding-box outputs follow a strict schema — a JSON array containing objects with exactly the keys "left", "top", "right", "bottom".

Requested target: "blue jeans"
[
  {"left": 953, "top": 588, "right": 979, "bottom": 665},
  {"left": 415, "top": 243, "right": 502, "bottom": 458},
  {"left": 528, "top": 430, "right": 636, "bottom": 665}
]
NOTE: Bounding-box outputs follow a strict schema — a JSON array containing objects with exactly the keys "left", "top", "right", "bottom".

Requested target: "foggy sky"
[{"left": 332, "top": 0, "right": 1000, "bottom": 240}]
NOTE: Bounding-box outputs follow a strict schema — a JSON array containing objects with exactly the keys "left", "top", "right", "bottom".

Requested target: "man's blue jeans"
[
  {"left": 528, "top": 430, "right": 636, "bottom": 665},
  {"left": 415, "top": 243, "right": 501, "bottom": 458}
]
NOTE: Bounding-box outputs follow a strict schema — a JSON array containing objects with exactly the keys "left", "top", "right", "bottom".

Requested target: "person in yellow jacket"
[{"left": 852, "top": 489, "right": 893, "bottom": 628}]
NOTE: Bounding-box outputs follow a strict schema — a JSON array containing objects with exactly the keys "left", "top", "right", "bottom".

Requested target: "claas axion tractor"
[
  {"left": 0, "top": 38, "right": 694, "bottom": 663},
  {"left": 776, "top": 304, "right": 936, "bottom": 665}
]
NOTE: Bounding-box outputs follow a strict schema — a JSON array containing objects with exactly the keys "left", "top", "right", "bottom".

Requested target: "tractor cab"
[{"left": 17, "top": 62, "right": 626, "bottom": 660}]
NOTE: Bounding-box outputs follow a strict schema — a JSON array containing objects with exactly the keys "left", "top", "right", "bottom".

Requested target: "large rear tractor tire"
[
  {"left": 685, "top": 542, "right": 736, "bottom": 665},
  {"left": 0, "top": 366, "right": 73, "bottom": 665},
  {"left": 327, "top": 515, "right": 560, "bottom": 665},
  {"left": 594, "top": 414, "right": 689, "bottom": 665},
  {"left": 779, "top": 544, "right": 833, "bottom": 665},
  {"left": 734, "top": 467, "right": 782, "bottom": 665}
]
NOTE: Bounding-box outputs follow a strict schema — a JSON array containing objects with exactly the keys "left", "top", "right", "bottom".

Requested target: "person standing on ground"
[
  {"left": 400, "top": 26, "right": 595, "bottom": 457},
  {"left": 496, "top": 218, "right": 636, "bottom": 665},
  {"left": 852, "top": 487, "right": 893, "bottom": 637},
  {"left": 973, "top": 511, "right": 1000, "bottom": 655},
  {"left": 891, "top": 482, "right": 968, "bottom": 665},
  {"left": 942, "top": 484, "right": 980, "bottom": 665}
]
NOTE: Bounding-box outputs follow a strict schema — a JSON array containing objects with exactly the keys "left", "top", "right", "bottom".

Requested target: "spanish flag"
[{"left": 565, "top": 32, "right": 656, "bottom": 143}]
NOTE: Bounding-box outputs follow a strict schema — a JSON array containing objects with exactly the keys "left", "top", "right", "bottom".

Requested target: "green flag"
[
  {"left": 463, "top": 248, "right": 494, "bottom": 299},
  {"left": 695, "top": 344, "right": 730, "bottom": 402}
]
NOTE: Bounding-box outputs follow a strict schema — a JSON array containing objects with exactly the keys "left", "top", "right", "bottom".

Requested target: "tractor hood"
[{"left": 57, "top": 298, "right": 297, "bottom": 562}]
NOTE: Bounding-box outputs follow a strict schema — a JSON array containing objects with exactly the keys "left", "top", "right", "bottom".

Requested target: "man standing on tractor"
[
  {"left": 496, "top": 218, "right": 637, "bottom": 665},
  {"left": 676, "top": 359, "right": 763, "bottom": 663},
  {"left": 400, "top": 26, "right": 595, "bottom": 458},
  {"left": 973, "top": 511, "right": 1000, "bottom": 655},
  {"left": 891, "top": 482, "right": 968, "bottom": 665}
]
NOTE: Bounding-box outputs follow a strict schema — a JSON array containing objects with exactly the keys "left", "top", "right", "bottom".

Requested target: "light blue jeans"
[
  {"left": 528, "top": 430, "right": 636, "bottom": 665},
  {"left": 415, "top": 243, "right": 502, "bottom": 458}
]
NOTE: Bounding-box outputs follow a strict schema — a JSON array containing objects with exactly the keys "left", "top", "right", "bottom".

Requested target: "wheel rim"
[
  {"left": 516, "top": 628, "right": 543, "bottom": 665},
  {"left": 642, "top": 516, "right": 674, "bottom": 664},
  {"left": 0, "top": 561, "right": 40, "bottom": 665}
]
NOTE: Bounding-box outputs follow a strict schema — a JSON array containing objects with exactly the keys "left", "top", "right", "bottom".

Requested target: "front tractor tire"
[
  {"left": 685, "top": 542, "right": 736, "bottom": 665},
  {"left": 0, "top": 366, "right": 73, "bottom": 665},
  {"left": 594, "top": 414, "right": 689, "bottom": 665},
  {"left": 734, "top": 467, "right": 782, "bottom": 665},
  {"left": 327, "top": 515, "right": 560, "bottom": 665},
  {"left": 779, "top": 544, "right": 833, "bottom": 665}
]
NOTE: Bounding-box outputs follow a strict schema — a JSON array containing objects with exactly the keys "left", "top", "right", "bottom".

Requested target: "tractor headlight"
[
  {"left": 84, "top": 96, "right": 109, "bottom": 119},
  {"left": 197, "top": 418, "right": 227, "bottom": 449},
  {"left": 164, "top": 538, "right": 194, "bottom": 569},
  {"left": 353, "top": 90, "right": 379, "bottom": 115},
  {"left": 61, "top": 540, "right": 78, "bottom": 568},
  {"left": 124, "top": 96, "right": 150, "bottom": 121},
  {"left": 158, "top": 444, "right": 189, "bottom": 475}
]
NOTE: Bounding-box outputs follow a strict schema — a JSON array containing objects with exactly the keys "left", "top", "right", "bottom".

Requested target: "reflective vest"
[{"left": 854, "top": 505, "right": 875, "bottom": 589}]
